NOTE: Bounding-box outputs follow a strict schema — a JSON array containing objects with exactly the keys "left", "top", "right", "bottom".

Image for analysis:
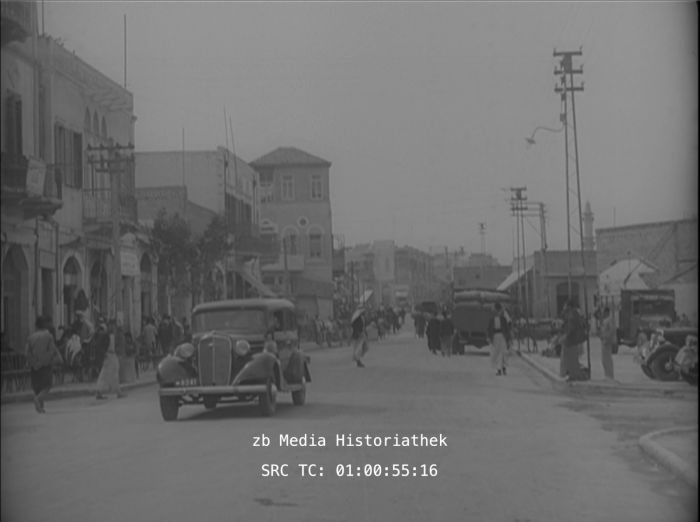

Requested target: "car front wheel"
[
  {"left": 259, "top": 379, "right": 276, "bottom": 417},
  {"left": 292, "top": 379, "right": 306, "bottom": 406},
  {"left": 203, "top": 397, "right": 217, "bottom": 410},
  {"left": 650, "top": 347, "right": 680, "bottom": 381},
  {"left": 160, "top": 396, "right": 179, "bottom": 421}
]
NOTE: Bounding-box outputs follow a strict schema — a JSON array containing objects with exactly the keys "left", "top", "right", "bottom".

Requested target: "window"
[
  {"left": 54, "top": 125, "right": 83, "bottom": 188},
  {"left": 309, "top": 232, "right": 322, "bottom": 258},
  {"left": 92, "top": 112, "right": 99, "bottom": 135},
  {"left": 311, "top": 174, "right": 323, "bottom": 200},
  {"left": 284, "top": 233, "right": 298, "bottom": 255},
  {"left": 259, "top": 170, "right": 274, "bottom": 203},
  {"left": 281, "top": 175, "right": 294, "bottom": 201},
  {"left": 4, "top": 93, "right": 22, "bottom": 159}
]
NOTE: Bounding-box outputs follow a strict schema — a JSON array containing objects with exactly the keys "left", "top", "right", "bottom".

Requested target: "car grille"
[{"left": 197, "top": 335, "right": 232, "bottom": 386}]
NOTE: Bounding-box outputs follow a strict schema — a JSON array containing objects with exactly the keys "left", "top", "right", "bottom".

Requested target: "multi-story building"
[
  {"left": 2, "top": 2, "right": 151, "bottom": 347},
  {"left": 2, "top": 1, "right": 62, "bottom": 351},
  {"left": 394, "top": 245, "right": 435, "bottom": 306},
  {"left": 251, "top": 147, "right": 334, "bottom": 318},
  {"left": 134, "top": 148, "right": 275, "bottom": 318}
]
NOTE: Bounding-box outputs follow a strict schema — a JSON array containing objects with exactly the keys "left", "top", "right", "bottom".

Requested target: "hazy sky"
[{"left": 44, "top": 2, "right": 698, "bottom": 264}]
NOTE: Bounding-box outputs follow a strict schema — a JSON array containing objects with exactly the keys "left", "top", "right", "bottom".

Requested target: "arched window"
[
  {"left": 84, "top": 109, "right": 91, "bottom": 133},
  {"left": 92, "top": 111, "right": 99, "bottom": 136},
  {"left": 101, "top": 116, "right": 107, "bottom": 138},
  {"left": 282, "top": 226, "right": 299, "bottom": 256}
]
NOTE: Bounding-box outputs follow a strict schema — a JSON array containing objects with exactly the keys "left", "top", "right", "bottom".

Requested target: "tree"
[
  {"left": 150, "top": 210, "right": 197, "bottom": 313},
  {"left": 195, "top": 215, "right": 231, "bottom": 302}
]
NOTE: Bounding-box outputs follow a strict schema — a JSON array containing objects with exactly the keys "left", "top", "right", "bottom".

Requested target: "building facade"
[
  {"left": 135, "top": 148, "right": 273, "bottom": 318},
  {"left": 251, "top": 147, "right": 334, "bottom": 318},
  {"left": 2, "top": 3, "right": 151, "bottom": 349},
  {"left": 498, "top": 250, "right": 598, "bottom": 320},
  {"left": 596, "top": 218, "right": 697, "bottom": 284}
]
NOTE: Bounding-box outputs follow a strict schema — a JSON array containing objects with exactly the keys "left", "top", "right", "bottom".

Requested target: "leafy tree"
[
  {"left": 151, "top": 210, "right": 197, "bottom": 307},
  {"left": 195, "top": 215, "right": 231, "bottom": 302}
]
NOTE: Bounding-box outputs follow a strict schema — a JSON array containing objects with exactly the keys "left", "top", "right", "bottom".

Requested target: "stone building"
[
  {"left": 135, "top": 148, "right": 274, "bottom": 318},
  {"left": 251, "top": 147, "right": 334, "bottom": 318},
  {"left": 2, "top": 2, "right": 151, "bottom": 348}
]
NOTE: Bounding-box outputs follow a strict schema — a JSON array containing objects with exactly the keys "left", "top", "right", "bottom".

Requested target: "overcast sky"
[{"left": 44, "top": 2, "right": 698, "bottom": 264}]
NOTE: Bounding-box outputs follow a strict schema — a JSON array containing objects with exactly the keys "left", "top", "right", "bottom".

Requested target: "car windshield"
[
  {"left": 192, "top": 308, "right": 266, "bottom": 333},
  {"left": 632, "top": 299, "right": 675, "bottom": 317}
]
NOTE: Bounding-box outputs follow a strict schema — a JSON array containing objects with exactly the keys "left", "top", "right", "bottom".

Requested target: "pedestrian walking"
[
  {"left": 95, "top": 319, "right": 125, "bottom": 399},
  {"left": 488, "top": 302, "right": 511, "bottom": 375},
  {"left": 559, "top": 300, "right": 587, "bottom": 381},
  {"left": 440, "top": 309, "right": 455, "bottom": 357},
  {"left": 182, "top": 316, "right": 192, "bottom": 342},
  {"left": 158, "top": 315, "right": 175, "bottom": 355},
  {"left": 426, "top": 312, "right": 441, "bottom": 355},
  {"left": 351, "top": 307, "right": 368, "bottom": 368},
  {"left": 25, "top": 315, "right": 63, "bottom": 413},
  {"left": 71, "top": 310, "right": 94, "bottom": 381},
  {"left": 142, "top": 317, "right": 158, "bottom": 368},
  {"left": 599, "top": 306, "right": 616, "bottom": 381}
]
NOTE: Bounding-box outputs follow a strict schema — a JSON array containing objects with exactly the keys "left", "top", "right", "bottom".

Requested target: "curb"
[
  {"left": 1, "top": 376, "right": 157, "bottom": 405},
  {"left": 517, "top": 352, "right": 698, "bottom": 398},
  {"left": 638, "top": 427, "right": 698, "bottom": 488},
  {"left": 517, "top": 351, "right": 568, "bottom": 392}
]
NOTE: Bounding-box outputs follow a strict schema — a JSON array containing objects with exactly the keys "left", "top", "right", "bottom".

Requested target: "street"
[{"left": 2, "top": 329, "right": 697, "bottom": 522}]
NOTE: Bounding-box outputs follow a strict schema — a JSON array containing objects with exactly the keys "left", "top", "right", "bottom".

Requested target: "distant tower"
[{"left": 583, "top": 201, "right": 595, "bottom": 251}]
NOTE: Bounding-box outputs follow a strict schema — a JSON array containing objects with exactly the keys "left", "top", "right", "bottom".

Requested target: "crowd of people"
[{"left": 17, "top": 309, "right": 199, "bottom": 413}]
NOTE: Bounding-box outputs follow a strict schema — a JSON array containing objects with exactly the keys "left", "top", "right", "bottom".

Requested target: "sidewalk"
[
  {"left": 518, "top": 336, "right": 699, "bottom": 398},
  {"left": 1, "top": 368, "right": 159, "bottom": 405},
  {"left": 2, "top": 341, "right": 328, "bottom": 405}
]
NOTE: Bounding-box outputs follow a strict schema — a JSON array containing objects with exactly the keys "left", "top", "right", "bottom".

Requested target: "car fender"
[
  {"left": 157, "top": 355, "right": 196, "bottom": 385},
  {"left": 232, "top": 351, "right": 280, "bottom": 388}
]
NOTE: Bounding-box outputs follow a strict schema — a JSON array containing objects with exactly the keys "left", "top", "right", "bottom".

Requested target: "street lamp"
[{"left": 525, "top": 125, "right": 564, "bottom": 147}]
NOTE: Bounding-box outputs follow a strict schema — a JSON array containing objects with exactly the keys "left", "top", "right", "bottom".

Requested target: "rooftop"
[{"left": 251, "top": 147, "right": 331, "bottom": 168}]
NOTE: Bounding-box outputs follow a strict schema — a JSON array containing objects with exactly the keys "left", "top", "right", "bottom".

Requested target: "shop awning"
[
  {"left": 238, "top": 268, "right": 278, "bottom": 298},
  {"left": 496, "top": 265, "right": 533, "bottom": 291}
]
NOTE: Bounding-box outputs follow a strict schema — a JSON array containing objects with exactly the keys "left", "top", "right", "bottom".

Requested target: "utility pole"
[
  {"left": 478, "top": 222, "right": 486, "bottom": 281},
  {"left": 282, "top": 236, "right": 290, "bottom": 298},
  {"left": 350, "top": 260, "right": 355, "bottom": 311},
  {"left": 539, "top": 202, "right": 551, "bottom": 318},
  {"left": 87, "top": 143, "right": 134, "bottom": 321},
  {"left": 510, "top": 187, "right": 529, "bottom": 350},
  {"left": 555, "top": 46, "right": 590, "bottom": 376}
]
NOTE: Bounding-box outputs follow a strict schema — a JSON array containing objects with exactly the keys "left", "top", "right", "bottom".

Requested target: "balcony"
[
  {"left": 234, "top": 233, "right": 279, "bottom": 259},
  {"left": 1, "top": 1, "right": 32, "bottom": 47},
  {"left": 1, "top": 154, "right": 62, "bottom": 219},
  {"left": 83, "top": 188, "right": 137, "bottom": 225}
]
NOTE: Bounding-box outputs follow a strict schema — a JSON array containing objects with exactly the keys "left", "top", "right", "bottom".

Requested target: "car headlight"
[
  {"left": 173, "top": 342, "right": 196, "bottom": 360},
  {"left": 234, "top": 339, "right": 251, "bottom": 356}
]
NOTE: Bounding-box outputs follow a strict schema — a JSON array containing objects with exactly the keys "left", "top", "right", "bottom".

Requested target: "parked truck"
[{"left": 617, "top": 289, "right": 677, "bottom": 347}]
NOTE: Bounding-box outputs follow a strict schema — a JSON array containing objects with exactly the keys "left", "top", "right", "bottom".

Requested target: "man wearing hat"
[{"left": 351, "top": 307, "right": 367, "bottom": 368}]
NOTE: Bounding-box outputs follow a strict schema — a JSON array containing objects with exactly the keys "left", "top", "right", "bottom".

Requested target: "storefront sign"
[
  {"left": 121, "top": 250, "right": 140, "bottom": 276},
  {"left": 26, "top": 158, "right": 46, "bottom": 196}
]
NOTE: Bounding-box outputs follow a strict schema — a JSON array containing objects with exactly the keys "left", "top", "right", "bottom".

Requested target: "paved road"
[{"left": 1, "top": 330, "right": 696, "bottom": 522}]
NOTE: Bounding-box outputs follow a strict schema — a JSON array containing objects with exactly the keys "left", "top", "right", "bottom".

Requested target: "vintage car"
[{"left": 157, "top": 298, "right": 311, "bottom": 421}]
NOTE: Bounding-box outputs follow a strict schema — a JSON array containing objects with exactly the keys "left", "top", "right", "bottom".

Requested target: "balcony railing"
[
  {"left": 235, "top": 233, "right": 279, "bottom": 258},
  {"left": 83, "top": 188, "right": 137, "bottom": 223}
]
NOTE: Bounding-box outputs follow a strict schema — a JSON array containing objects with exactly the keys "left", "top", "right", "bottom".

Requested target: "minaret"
[{"left": 583, "top": 201, "right": 595, "bottom": 251}]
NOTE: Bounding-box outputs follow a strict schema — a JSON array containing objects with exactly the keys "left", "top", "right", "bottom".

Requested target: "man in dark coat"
[{"left": 425, "top": 312, "right": 441, "bottom": 355}]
